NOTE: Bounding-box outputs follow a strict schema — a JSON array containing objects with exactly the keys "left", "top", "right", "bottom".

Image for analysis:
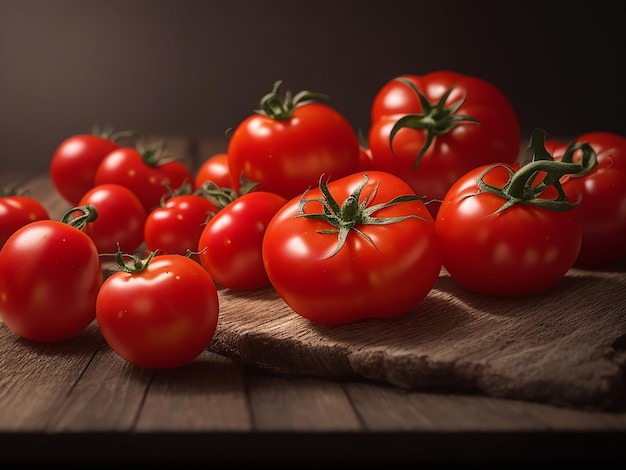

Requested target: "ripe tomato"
[
  {"left": 50, "top": 126, "right": 132, "bottom": 205},
  {"left": 550, "top": 131, "right": 626, "bottom": 267},
  {"left": 227, "top": 80, "right": 360, "bottom": 200},
  {"left": 262, "top": 171, "right": 442, "bottom": 325},
  {"left": 94, "top": 144, "right": 194, "bottom": 213},
  {"left": 198, "top": 191, "right": 287, "bottom": 290},
  {"left": 144, "top": 193, "right": 217, "bottom": 256},
  {"left": 76, "top": 183, "right": 147, "bottom": 254},
  {"left": 0, "top": 189, "right": 50, "bottom": 249},
  {"left": 435, "top": 132, "right": 594, "bottom": 296},
  {"left": 0, "top": 206, "right": 103, "bottom": 341},
  {"left": 195, "top": 153, "right": 233, "bottom": 189},
  {"left": 96, "top": 253, "right": 219, "bottom": 369},
  {"left": 368, "top": 71, "right": 521, "bottom": 218}
]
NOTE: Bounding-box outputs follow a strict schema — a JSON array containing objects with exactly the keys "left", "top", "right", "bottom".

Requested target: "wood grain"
[{"left": 209, "top": 265, "right": 626, "bottom": 411}]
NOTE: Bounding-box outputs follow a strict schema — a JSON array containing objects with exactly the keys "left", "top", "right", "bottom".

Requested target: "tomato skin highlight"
[
  {"left": 96, "top": 254, "right": 219, "bottom": 369},
  {"left": 0, "top": 195, "right": 50, "bottom": 249},
  {"left": 198, "top": 191, "right": 287, "bottom": 290},
  {"left": 550, "top": 131, "right": 626, "bottom": 267},
  {"left": 262, "top": 171, "right": 443, "bottom": 325},
  {"left": 435, "top": 164, "right": 583, "bottom": 296},
  {"left": 368, "top": 71, "right": 521, "bottom": 219},
  {"left": 0, "top": 220, "right": 103, "bottom": 342},
  {"left": 50, "top": 134, "right": 120, "bottom": 205}
]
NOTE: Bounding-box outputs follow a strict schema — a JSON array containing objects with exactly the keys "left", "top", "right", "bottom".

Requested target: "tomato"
[
  {"left": 368, "top": 71, "right": 521, "bottom": 218},
  {"left": 94, "top": 144, "right": 195, "bottom": 213},
  {"left": 144, "top": 194, "right": 217, "bottom": 257},
  {"left": 435, "top": 131, "right": 595, "bottom": 295},
  {"left": 76, "top": 184, "right": 147, "bottom": 254},
  {"left": 227, "top": 80, "right": 360, "bottom": 200},
  {"left": 262, "top": 171, "right": 442, "bottom": 325},
  {"left": 0, "top": 189, "right": 50, "bottom": 249},
  {"left": 50, "top": 126, "right": 132, "bottom": 205},
  {"left": 198, "top": 191, "right": 287, "bottom": 290},
  {"left": 96, "top": 252, "right": 219, "bottom": 369},
  {"left": 0, "top": 206, "right": 103, "bottom": 341},
  {"left": 195, "top": 153, "right": 233, "bottom": 189},
  {"left": 550, "top": 131, "right": 626, "bottom": 267}
]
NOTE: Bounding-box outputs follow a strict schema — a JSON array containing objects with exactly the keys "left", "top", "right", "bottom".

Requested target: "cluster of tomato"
[{"left": 1, "top": 71, "right": 625, "bottom": 369}]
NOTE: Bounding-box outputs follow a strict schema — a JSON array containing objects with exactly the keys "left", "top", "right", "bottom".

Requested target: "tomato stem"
[
  {"left": 61, "top": 204, "right": 98, "bottom": 231},
  {"left": 256, "top": 80, "right": 329, "bottom": 120},
  {"left": 295, "top": 173, "right": 424, "bottom": 257},
  {"left": 113, "top": 246, "right": 156, "bottom": 274},
  {"left": 477, "top": 129, "right": 597, "bottom": 213},
  {"left": 389, "top": 77, "right": 481, "bottom": 171}
]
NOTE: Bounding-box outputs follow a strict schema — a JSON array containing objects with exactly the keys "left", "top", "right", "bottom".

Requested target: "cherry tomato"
[
  {"left": 198, "top": 191, "right": 287, "bottom": 290},
  {"left": 435, "top": 131, "right": 593, "bottom": 296},
  {"left": 96, "top": 253, "right": 219, "bottom": 369},
  {"left": 550, "top": 131, "right": 626, "bottom": 267},
  {"left": 262, "top": 171, "right": 442, "bottom": 325},
  {"left": 76, "top": 183, "right": 147, "bottom": 254},
  {"left": 195, "top": 153, "right": 233, "bottom": 189},
  {"left": 0, "top": 189, "right": 50, "bottom": 249},
  {"left": 227, "top": 80, "right": 360, "bottom": 200},
  {"left": 50, "top": 126, "right": 131, "bottom": 204},
  {"left": 368, "top": 71, "right": 521, "bottom": 218},
  {"left": 144, "top": 194, "right": 217, "bottom": 256},
  {"left": 0, "top": 206, "right": 103, "bottom": 341},
  {"left": 94, "top": 145, "right": 194, "bottom": 213}
]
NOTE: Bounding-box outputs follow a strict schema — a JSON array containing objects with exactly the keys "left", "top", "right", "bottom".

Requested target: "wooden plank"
[
  {"left": 136, "top": 350, "right": 252, "bottom": 431},
  {"left": 209, "top": 265, "right": 626, "bottom": 411},
  {"left": 0, "top": 321, "right": 102, "bottom": 431},
  {"left": 344, "top": 382, "right": 626, "bottom": 431},
  {"left": 245, "top": 368, "right": 362, "bottom": 431}
]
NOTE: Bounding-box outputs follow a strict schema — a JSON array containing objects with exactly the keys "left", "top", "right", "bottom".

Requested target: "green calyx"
[
  {"left": 61, "top": 204, "right": 98, "bottom": 231},
  {"left": 477, "top": 128, "right": 598, "bottom": 213},
  {"left": 136, "top": 139, "right": 182, "bottom": 167},
  {"left": 295, "top": 173, "right": 424, "bottom": 257},
  {"left": 256, "top": 80, "right": 329, "bottom": 120},
  {"left": 389, "top": 77, "right": 481, "bottom": 170},
  {"left": 91, "top": 124, "right": 136, "bottom": 142},
  {"left": 113, "top": 246, "right": 156, "bottom": 274}
]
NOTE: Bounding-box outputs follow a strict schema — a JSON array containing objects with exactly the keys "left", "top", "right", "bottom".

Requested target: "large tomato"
[
  {"left": 50, "top": 126, "right": 132, "bottom": 205},
  {"left": 96, "top": 253, "right": 219, "bottom": 369},
  {"left": 198, "top": 191, "right": 287, "bottom": 290},
  {"left": 368, "top": 71, "right": 521, "bottom": 218},
  {"left": 0, "top": 206, "right": 103, "bottom": 341},
  {"left": 0, "top": 188, "right": 50, "bottom": 249},
  {"left": 94, "top": 144, "right": 194, "bottom": 213},
  {"left": 435, "top": 130, "right": 596, "bottom": 295},
  {"left": 262, "top": 171, "right": 442, "bottom": 325},
  {"left": 549, "top": 131, "right": 626, "bottom": 267},
  {"left": 227, "top": 80, "right": 360, "bottom": 200},
  {"left": 77, "top": 183, "right": 147, "bottom": 254}
]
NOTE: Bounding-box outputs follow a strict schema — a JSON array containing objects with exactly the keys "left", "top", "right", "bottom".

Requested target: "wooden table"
[{"left": 1, "top": 137, "right": 626, "bottom": 465}]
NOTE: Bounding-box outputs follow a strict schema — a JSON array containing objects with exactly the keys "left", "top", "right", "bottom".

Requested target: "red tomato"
[
  {"left": 368, "top": 71, "right": 521, "bottom": 218},
  {"left": 262, "top": 171, "right": 442, "bottom": 325},
  {"left": 227, "top": 80, "right": 360, "bottom": 200},
  {"left": 0, "top": 190, "right": 50, "bottom": 249},
  {"left": 76, "top": 184, "right": 147, "bottom": 254},
  {"left": 198, "top": 191, "right": 287, "bottom": 290},
  {"left": 195, "top": 153, "right": 233, "bottom": 189},
  {"left": 144, "top": 194, "right": 217, "bottom": 256},
  {"left": 94, "top": 146, "right": 194, "bottom": 213},
  {"left": 550, "top": 131, "right": 626, "bottom": 267},
  {"left": 0, "top": 207, "right": 103, "bottom": 341},
  {"left": 436, "top": 159, "right": 585, "bottom": 296},
  {"left": 96, "top": 253, "right": 219, "bottom": 369},
  {"left": 50, "top": 127, "right": 131, "bottom": 204}
]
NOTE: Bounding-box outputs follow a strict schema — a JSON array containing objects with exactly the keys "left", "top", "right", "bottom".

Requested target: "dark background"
[{"left": 1, "top": 0, "right": 625, "bottom": 173}]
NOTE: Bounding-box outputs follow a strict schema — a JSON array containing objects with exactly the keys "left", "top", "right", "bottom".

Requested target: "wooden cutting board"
[{"left": 209, "top": 265, "right": 626, "bottom": 411}]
